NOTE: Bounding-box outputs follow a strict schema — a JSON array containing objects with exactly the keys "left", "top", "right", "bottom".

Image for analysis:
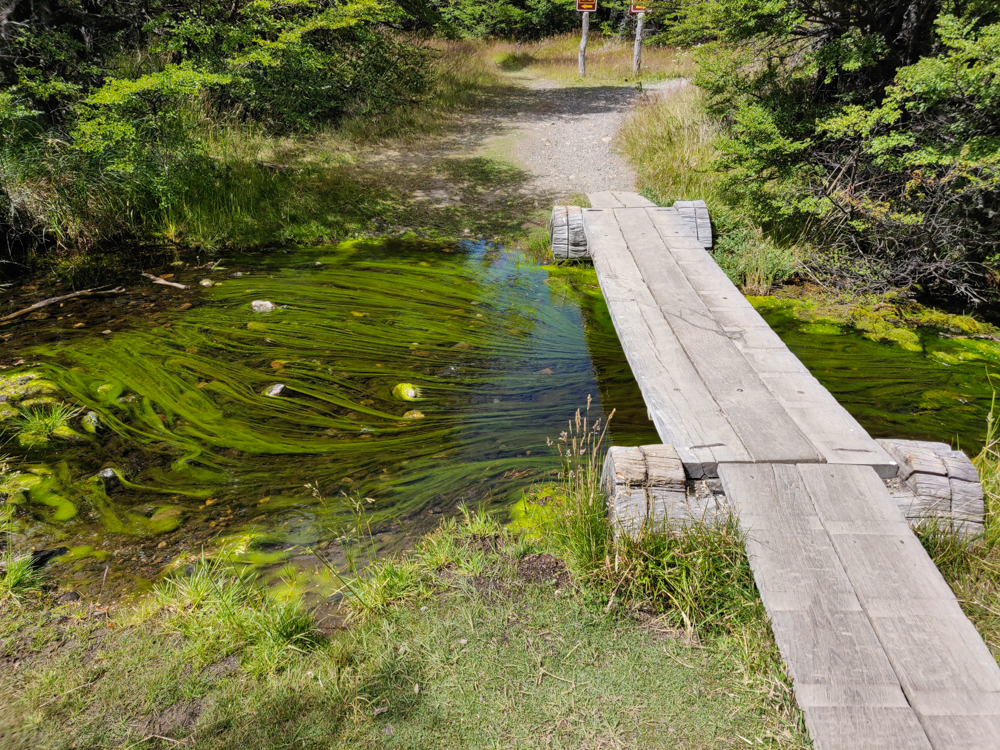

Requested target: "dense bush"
[
  {"left": 433, "top": 0, "right": 642, "bottom": 40},
  {"left": 665, "top": 0, "right": 1000, "bottom": 302},
  {"left": 0, "top": 0, "right": 437, "bottom": 262}
]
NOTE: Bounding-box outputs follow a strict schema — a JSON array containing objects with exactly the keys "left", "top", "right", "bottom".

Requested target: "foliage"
[
  {"left": 620, "top": 85, "right": 801, "bottom": 293},
  {"left": 0, "top": 500, "right": 43, "bottom": 602},
  {"left": 0, "top": 0, "right": 444, "bottom": 261},
  {"left": 433, "top": 0, "right": 646, "bottom": 40},
  {"left": 661, "top": 0, "right": 1000, "bottom": 302}
]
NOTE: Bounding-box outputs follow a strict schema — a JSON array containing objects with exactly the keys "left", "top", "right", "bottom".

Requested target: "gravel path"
[{"left": 492, "top": 76, "right": 687, "bottom": 202}]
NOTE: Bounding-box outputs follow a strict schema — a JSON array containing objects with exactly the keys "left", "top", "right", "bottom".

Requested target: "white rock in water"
[
  {"left": 200, "top": 279, "right": 214, "bottom": 287},
  {"left": 252, "top": 300, "right": 277, "bottom": 313},
  {"left": 265, "top": 384, "right": 286, "bottom": 397}
]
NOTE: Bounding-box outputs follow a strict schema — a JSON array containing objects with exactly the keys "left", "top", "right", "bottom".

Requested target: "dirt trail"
[{"left": 492, "top": 76, "right": 686, "bottom": 201}]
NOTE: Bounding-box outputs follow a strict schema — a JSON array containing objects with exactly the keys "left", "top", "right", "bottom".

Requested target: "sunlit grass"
[{"left": 485, "top": 32, "right": 695, "bottom": 85}]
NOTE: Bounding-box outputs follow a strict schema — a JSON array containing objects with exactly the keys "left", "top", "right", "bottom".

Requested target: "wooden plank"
[
  {"left": 587, "top": 191, "right": 624, "bottom": 208},
  {"left": 796, "top": 463, "right": 1000, "bottom": 747},
  {"left": 759, "top": 372, "right": 899, "bottom": 478},
  {"left": 718, "top": 463, "right": 931, "bottom": 749},
  {"left": 803, "top": 707, "right": 932, "bottom": 750},
  {"left": 672, "top": 200, "right": 713, "bottom": 248},
  {"left": 610, "top": 191, "right": 656, "bottom": 207},
  {"left": 617, "top": 208, "right": 823, "bottom": 465},
  {"left": 920, "top": 715, "right": 1000, "bottom": 750},
  {"left": 583, "top": 208, "right": 752, "bottom": 476},
  {"left": 641, "top": 207, "right": 897, "bottom": 478}
]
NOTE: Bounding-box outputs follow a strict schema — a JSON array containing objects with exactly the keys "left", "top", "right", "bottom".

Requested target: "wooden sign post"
[
  {"left": 630, "top": 4, "right": 647, "bottom": 75},
  {"left": 577, "top": 0, "right": 597, "bottom": 78}
]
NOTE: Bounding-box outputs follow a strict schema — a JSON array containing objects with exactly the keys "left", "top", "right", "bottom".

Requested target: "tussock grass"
[
  {"left": 618, "top": 85, "right": 800, "bottom": 294},
  {"left": 11, "top": 402, "right": 81, "bottom": 447},
  {"left": 486, "top": 32, "right": 695, "bottom": 85},
  {"left": 1, "top": 502, "right": 43, "bottom": 602}
]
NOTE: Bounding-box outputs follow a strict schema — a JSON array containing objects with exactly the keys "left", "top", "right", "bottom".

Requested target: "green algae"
[
  {"left": 4, "top": 240, "right": 655, "bottom": 581},
  {"left": 757, "top": 302, "right": 999, "bottom": 452}
]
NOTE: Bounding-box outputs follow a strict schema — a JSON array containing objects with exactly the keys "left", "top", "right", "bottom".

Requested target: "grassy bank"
[{"left": 0, "top": 417, "right": 809, "bottom": 749}]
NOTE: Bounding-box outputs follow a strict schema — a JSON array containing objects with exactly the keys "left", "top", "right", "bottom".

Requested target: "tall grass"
[
  {"left": 153, "top": 558, "right": 320, "bottom": 673},
  {"left": 484, "top": 33, "right": 695, "bottom": 85},
  {"left": 618, "top": 84, "right": 801, "bottom": 295},
  {"left": 0, "top": 498, "right": 43, "bottom": 602},
  {"left": 538, "top": 401, "right": 763, "bottom": 635}
]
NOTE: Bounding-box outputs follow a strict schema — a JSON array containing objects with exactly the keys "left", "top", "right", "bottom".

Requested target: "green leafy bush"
[
  {"left": 670, "top": 0, "right": 1000, "bottom": 302},
  {"left": 0, "top": 0, "right": 439, "bottom": 261}
]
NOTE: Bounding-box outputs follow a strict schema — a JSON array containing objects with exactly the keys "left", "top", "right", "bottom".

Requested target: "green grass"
[
  {"left": 1, "top": 503, "right": 43, "bottom": 602},
  {"left": 10, "top": 403, "right": 82, "bottom": 448},
  {"left": 8, "top": 41, "right": 528, "bottom": 284},
  {"left": 0, "top": 453, "right": 809, "bottom": 749}
]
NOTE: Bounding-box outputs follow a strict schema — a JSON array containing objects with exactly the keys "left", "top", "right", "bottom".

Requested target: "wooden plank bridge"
[{"left": 551, "top": 192, "right": 1000, "bottom": 749}]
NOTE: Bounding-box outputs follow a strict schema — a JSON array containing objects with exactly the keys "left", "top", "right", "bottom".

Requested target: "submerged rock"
[
  {"left": 264, "top": 383, "right": 286, "bottom": 397},
  {"left": 392, "top": 383, "right": 420, "bottom": 401},
  {"left": 82, "top": 411, "right": 100, "bottom": 433},
  {"left": 97, "top": 468, "right": 120, "bottom": 489},
  {"left": 252, "top": 300, "right": 277, "bottom": 313},
  {"left": 200, "top": 279, "right": 214, "bottom": 287},
  {"left": 402, "top": 410, "right": 425, "bottom": 419}
]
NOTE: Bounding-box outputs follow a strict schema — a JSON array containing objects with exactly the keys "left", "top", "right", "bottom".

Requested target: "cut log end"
[
  {"left": 602, "top": 444, "right": 731, "bottom": 537},
  {"left": 549, "top": 206, "right": 589, "bottom": 260},
  {"left": 878, "top": 439, "right": 985, "bottom": 536}
]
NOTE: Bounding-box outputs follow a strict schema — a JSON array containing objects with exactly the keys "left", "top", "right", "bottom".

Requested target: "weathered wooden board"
[
  {"left": 673, "top": 199, "right": 713, "bottom": 248},
  {"left": 584, "top": 207, "right": 753, "bottom": 475},
  {"left": 587, "top": 191, "right": 625, "bottom": 208},
  {"left": 640, "top": 207, "right": 898, "bottom": 478},
  {"left": 617, "top": 208, "right": 823, "bottom": 465},
  {"left": 804, "top": 707, "right": 932, "bottom": 750},
  {"left": 718, "top": 463, "right": 931, "bottom": 749},
  {"left": 610, "top": 191, "right": 656, "bottom": 207},
  {"left": 795, "top": 463, "right": 1000, "bottom": 748}
]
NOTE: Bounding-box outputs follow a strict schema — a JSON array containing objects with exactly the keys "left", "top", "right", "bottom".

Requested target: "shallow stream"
[
  {"left": 1, "top": 241, "right": 656, "bottom": 597},
  {"left": 3, "top": 241, "right": 999, "bottom": 599}
]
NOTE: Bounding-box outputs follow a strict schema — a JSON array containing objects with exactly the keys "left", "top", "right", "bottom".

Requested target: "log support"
[
  {"left": 602, "top": 445, "right": 731, "bottom": 536},
  {"left": 603, "top": 439, "right": 986, "bottom": 539},
  {"left": 878, "top": 439, "right": 985, "bottom": 535}
]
